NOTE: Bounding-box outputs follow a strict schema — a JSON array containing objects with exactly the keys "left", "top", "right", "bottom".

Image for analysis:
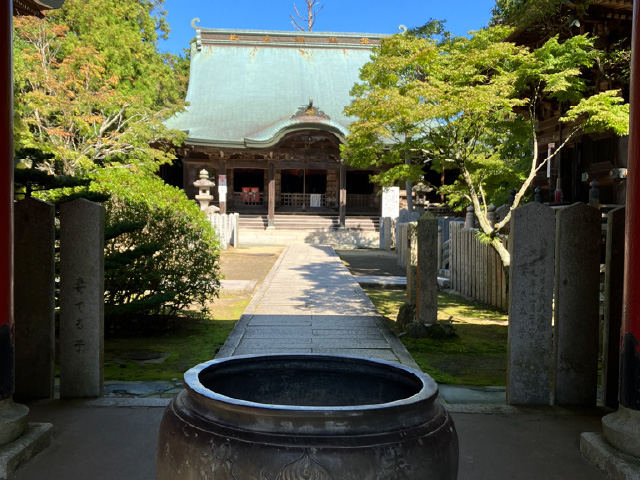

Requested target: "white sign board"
[
  {"left": 218, "top": 175, "right": 227, "bottom": 202},
  {"left": 310, "top": 194, "right": 322, "bottom": 208},
  {"left": 381, "top": 187, "right": 400, "bottom": 219}
]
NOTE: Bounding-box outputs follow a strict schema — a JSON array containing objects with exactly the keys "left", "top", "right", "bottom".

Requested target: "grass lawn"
[
  {"left": 364, "top": 288, "right": 508, "bottom": 386},
  {"left": 103, "top": 296, "right": 248, "bottom": 382},
  {"left": 101, "top": 246, "right": 283, "bottom": 382}
]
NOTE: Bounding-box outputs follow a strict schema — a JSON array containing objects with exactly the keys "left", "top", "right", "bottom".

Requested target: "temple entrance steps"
[
  {"left": 236, "top": 214, "right": 381, "bottom": 247},
  {"left": 238, "top": 214, "right": 380, "bottom": 231}
]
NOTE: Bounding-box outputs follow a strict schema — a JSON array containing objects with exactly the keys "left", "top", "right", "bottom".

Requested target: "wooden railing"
[
  {"left": 346, "top": 194, "right": 372, "bottom": 208},
  {"left": 280, "top": 193, "right": 326, "bottom": 207},
  {"left": 233, "top": 192, "right": 264, "bottom": 206}
]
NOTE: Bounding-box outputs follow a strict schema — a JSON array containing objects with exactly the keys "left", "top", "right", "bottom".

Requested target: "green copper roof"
[{"left": 165, "top": 26, "right": 386, "bottom": 149}]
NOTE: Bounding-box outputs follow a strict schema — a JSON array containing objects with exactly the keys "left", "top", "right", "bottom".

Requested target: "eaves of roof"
[{"left": 14, "top": 0, "right": 65, "bottom": 17}]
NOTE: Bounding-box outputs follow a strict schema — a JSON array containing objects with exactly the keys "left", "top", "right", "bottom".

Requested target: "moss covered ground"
[{"left": 364, "top": 288, "right": 508, "bottom": 386}]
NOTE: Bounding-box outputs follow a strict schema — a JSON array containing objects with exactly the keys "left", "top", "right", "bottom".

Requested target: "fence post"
[
  {"left": 465, "top": 205, "right": 475, "bottom": 228},
  {"left": 437, "top": 225, "right": 443, "bottom": 271}
]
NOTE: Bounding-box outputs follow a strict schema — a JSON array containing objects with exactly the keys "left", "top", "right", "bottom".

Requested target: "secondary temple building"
[{"left": 166, "top": 21, "right": 387, "bottom": 227}]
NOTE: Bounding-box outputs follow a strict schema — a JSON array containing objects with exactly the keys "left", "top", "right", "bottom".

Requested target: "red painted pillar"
[
  {"left": 0, "top": 0, "right": 14, "bottom": 400},
  {"left": 620, "top": 0, "right": 640, "bottom": 411}
]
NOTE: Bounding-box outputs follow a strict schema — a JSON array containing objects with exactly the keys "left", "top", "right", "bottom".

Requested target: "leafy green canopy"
[
  {"left": 342, "top": 24, "right": 628, "bottom": 267},
  {"left": 13, "top": 0, "right": 188, "bottom": 175},
  {"left": 92, "top": 169, "right": 221, "bottom": 319},
  {"left": 491, "top": 0, "right": 595, "bottom": 30}
]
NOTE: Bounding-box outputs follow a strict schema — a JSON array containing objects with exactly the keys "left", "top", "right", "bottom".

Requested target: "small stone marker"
[
  {"left": 406, "top": 222, "right": 418, "bottom": 306},
  {"left": 380, "top": 217, "right": 392, "bottom": 251},
  {"left": 507, "top": 202, "right": 555, "bottom": 405},
  {"left": 14, "top": 198, "right": 55, "bottom": 399},
  {"left": 417, "top": 212, "right": 438, "bottom": 325},
  {"left": 553, "top": 203, "right": 601, "bottom": 406},
  {"left": 60, "top": 199, "right": 105, "bottom": 398}
]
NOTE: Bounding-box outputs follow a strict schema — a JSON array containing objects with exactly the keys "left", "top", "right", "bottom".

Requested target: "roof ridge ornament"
[
  {"left": 292, "top": 98, "right": 330, "bottom": 119},
  {"left": 191, "top": 18, "right": 202, "bottom": 51}
]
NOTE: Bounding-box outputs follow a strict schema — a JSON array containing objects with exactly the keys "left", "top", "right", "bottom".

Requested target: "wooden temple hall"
[{"left": 165, "top": 22, "right": 387, "bottom": 227}]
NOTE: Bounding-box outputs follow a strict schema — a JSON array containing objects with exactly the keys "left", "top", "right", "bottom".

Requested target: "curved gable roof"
[{"left": 165, "top": 26, "right": 385, "bottom": 149}]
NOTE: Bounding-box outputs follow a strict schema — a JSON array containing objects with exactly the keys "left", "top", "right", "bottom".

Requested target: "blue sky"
[{"left": 158, "top": 0, "right": 498, "bottom": 55}]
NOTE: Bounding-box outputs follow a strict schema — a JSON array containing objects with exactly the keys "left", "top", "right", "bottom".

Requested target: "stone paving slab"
[
  {"left": 220, "top": 279, "right": 257, "bottom": 293},
  {"left": 311, "top": 327, "right": 381, "bottom": 336},
  {"left": 243, "top": 326, "right": 313, "bottom": 338},
  {"left": 217, "top": 244, "right": 419, "bottom": 368},
  {"left": 233, "top": 347, "right": 314, "bottom": 355},
  {"left": 355, "top": 275, "right": 407, "bottom": 289},
  {"left": 247, "top": 315, "right": 312, "bottom": 326},
  {"left": 237, "top": 339, "right": 313, "bottom": 349}
]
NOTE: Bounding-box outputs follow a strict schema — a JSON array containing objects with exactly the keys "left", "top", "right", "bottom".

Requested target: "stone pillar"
[
  {"left": 602, "top": 207, "right": 625, "bottom": 409},
  {"left": 553, "top": 203, "right": 601, "bottom": 406},
  {"left": 406, "top": 222, "right": 418, "bottom": 306},
  {"left": 339, "top": 164, "right": 346, "bottom": 228},
  {"left": 267, "top": 163, "right": 275, "bottom": 228},
  {"left": 507, "top": 202, "right": 555, "bottom": 405},
  {"left": 14, "top": 198, "right": 55, "bottom": 399},
  {"left": 381, "top": 217, "right": 392, "bottom": 251},
  {"left": 60, "top": 199, "right": 105, "bottom": 398},
  {"left": 417, "top": 212, "right": 438, "bottom": 325}
]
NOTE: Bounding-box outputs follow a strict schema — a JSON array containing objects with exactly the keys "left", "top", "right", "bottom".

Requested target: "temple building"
[
  {"left": 166, "top": 21, "right": 388, "bottom": 227},
  {"left": 505, "top": 0, "right": 633, "bottom": 206}
]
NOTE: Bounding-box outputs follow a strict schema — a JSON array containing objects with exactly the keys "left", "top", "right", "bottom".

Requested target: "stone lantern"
[
  {"left": 193, "top": 169, "right": 216, "bottom": 211},
  {"left": 413, "top": 182, "right": 433, "bottom": 208}
]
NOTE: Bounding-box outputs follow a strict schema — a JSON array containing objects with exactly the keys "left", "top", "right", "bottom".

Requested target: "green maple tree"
[
  {"left": 342, "top": 24, "right": 628, "bottom": 267},
  {"left": 13, "top": 0, "right": 188, "bottom": 175}
]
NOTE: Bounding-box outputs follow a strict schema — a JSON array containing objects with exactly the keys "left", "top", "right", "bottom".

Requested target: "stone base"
[
  {"left": 0, "top": 423, "right": 53, "bottom": 479},
  {"left": 602, "top": 406, "right": 640, "bottom": 457},
  {"left": 581, "top": 432, "right": 640, "bottom": 480},
  {"left": 0, "top": 399, "right": 29, "bottom": 447}
]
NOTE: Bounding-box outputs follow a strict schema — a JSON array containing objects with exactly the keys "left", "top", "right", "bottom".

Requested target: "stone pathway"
[{"left": 217, "top": 244, "right": 418, "bottom": 367}]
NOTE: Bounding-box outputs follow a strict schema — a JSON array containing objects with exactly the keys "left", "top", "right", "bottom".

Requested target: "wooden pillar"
[
  {"left": 339, "top": 164, "right": 346, "bottom": 228},
  {"left": 268, "top": 162, "right": 275, "bottom": 228},
  {"left": 0, "top": 0, "right": 14, "bottom": 401},
  {"left": 586, "top": 4, "right": 640, "bottom": 464},
  {"left": 620, "top": 0, "right": 640, "bottom": 413}
]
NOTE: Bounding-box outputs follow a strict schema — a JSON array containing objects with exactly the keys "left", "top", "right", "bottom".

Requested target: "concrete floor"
[{"left": 10, "top": 400, "right": 609, "bottom": 480}]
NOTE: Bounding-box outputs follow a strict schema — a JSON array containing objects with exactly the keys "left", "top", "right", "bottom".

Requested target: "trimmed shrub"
[{"left": 91, "top": 168, "right": 221, "bottom": 320}]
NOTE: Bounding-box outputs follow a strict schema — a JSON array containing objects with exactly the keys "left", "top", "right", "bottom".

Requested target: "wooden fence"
[{"left": 449, "top": 221, "right": 508, "bottom": 310}]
